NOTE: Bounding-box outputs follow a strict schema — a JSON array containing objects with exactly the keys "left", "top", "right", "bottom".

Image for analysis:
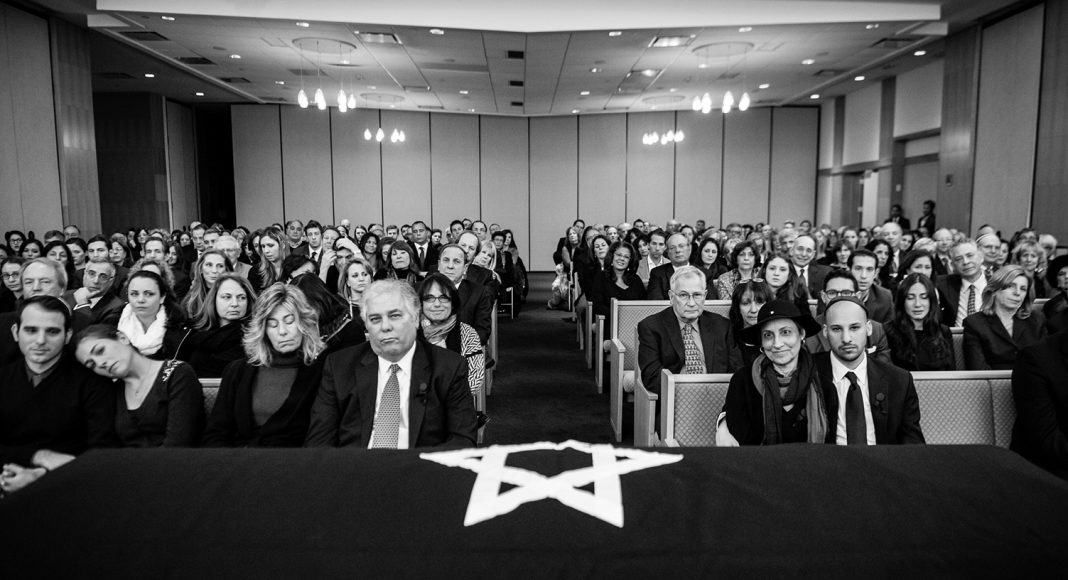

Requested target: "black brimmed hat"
[{"left": 740, "top": 299, "right": 821, "bottom": 345}]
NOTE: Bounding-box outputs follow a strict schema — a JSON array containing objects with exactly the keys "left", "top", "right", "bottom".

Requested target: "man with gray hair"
[
  {"left": 638, "top": 265, "right": 742, "bottom": 400},
  {"left": 215, "top": 235, "right": 251, "bottom": 279},
  {"left": 305, "top": 279, "right": 477, "bottom": 449},
  {"left": 64, "top": 259, "right": 124, "bottom": 326},
  {"left": 647, "top": 232, "right": 693, "bottom": 300}
]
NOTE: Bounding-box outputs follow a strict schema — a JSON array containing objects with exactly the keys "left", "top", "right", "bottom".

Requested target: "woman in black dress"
[
  {"left": 74, "top": 325, "right": 204, "bottom": 447},
  {"left": 886, "top": 273, "right": 955, "bottom": 371},
  {"left": 173, "top": 273, "right": 256, "bottom": 378},
  {"left": 590, "top": 240, "right": 646, "bottom": 334}
]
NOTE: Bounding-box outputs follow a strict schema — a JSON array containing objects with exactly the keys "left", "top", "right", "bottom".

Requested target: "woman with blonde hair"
[
  {"left": 962, "top": 265, "right": 1047, "bottom": 370},
  {"left": 201, "top": 283, "right": 325, "bottom": 447},
  {"left": 183, "top": 250, "right": 232, "bottom": 318},
  {"left": 250, "top": 226, "right": 288, "bottom": 292}
]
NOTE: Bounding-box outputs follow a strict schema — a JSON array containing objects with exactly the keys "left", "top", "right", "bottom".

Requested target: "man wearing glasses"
[
  {"left": 791, "top": 234, "right": 831, "bottom": 298},
  {"left": 805, "top": 270, "right": 891, "bottom": 364},
  {"left": 64, "top": 260, "right": 125, "bottom": 326},
  {"left": 638, "top": 266, "right": 742, "bottom": 426}
]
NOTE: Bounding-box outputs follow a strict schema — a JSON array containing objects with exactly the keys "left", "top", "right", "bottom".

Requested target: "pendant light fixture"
[
  {"left": 738, "top": 45, "right": 751, "bottom": 111},
  {"left": 313, "top": 41, "right": 326, "bottom": 110},
  {"left": 297, "top": 43, "right": 308, "bottom": 108},
  {"left": 336, "top": 44, "right": 348, "bottom": 112}
]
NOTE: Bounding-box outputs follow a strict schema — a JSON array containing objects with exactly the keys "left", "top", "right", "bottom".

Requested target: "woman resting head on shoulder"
[{"left": 74, "top": 324, "right": 204, "bottom": 447}]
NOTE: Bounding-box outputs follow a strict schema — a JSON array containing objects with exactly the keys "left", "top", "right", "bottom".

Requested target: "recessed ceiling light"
[
  {"left": 160, "top": 15, "right": 175, "bottom": 21},
  {"left": 801, "top": 59, "right": 815, "bottom": 65},
  {"left": 571, "top": 109, "right": 581, "bottom": 114},
  {"left": 229, "top": 54, "right": 241, "bottom": 59},
  {"left": 295, "top": 21, "right": 309, "bottom": 28},
  {"left": 809, "top": 94, "right": 820, "bottom": 99},
  {"left": 650, "top": 35, "right": 694, "bottom": 48},
  {"left": 914, "top": 50, "right": 927, "bottom": 56},
  {"left": 668, "top": 88, "right": 677, "bottom": 92},
  {"left": 459, "top": 90, "right": 469, "bottom": 95},
  {"left": 758, "top": 83, "right": 770, "bottom": 89},
  {"left": 194, "top": 92, "right": 204, "bottom": 97},
  {"left": 368, "top": 85, "right": 376, "bottom": 90},
  {"left": 698, "top": 63, "right": 709, "bottom": 69},
  {"left": 739, "top": 26, "right": 753, "bottom": 32},
  {"left": 639, "top": 69, "right": 658, "bottom": 77},
  {"left": 275, "top": 81, "right": 285, "bottom": 85},
  {"left": 608, "top": 31, "right": 622, "bottom": 37},
  {"left": 865, "top": 23, "right": 879, "bottom": 30},
  {"left": 589, "top": 67, "right": 602, "bottom": 73},
  {"left": 429, "top": 28, "right": 445, "bottom": 35},
  {"left": 340, "top": 60, "right": 349, "bottom": 65},
  {"left": 468, "top": 108, "right": 476, "bottom": 112},
  {"left": 144, "top": 73, "right": 155, "bottom": 78},
  {"left": 854, "top": 75, "right": 866, "bottom": 81},
  {"left": 579, "top": 90, "right": 590, "bottom": 96},
  {"left": 389, "top": 105, "right": 395, "bottom": 108}
]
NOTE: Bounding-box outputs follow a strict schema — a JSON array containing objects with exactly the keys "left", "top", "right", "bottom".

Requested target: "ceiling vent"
[
  {"left": 96, "top": 72, "right": 137, "bottom": 80},
  {"left": 872, "top": 36, "right": 921, "bottom": 49},
  {"left": 815, "top": 69, "right": 843, "bottom": 77},
  {"left": 507, "top": 50, "right": 525, "bottom": 60},
  {"left": 179, "top": 56, "right": 215, "bottom": 66},
  {"left": 649, "top": 35, "right": 694, "bottom": 48},
  {"left": 510, "top": 101, "right": 524, "bottom": 107},
  {"left": 404, "top": 85, "right": 431, "bottom": 92},
  {"left": 418, "top": 105, "right": 445, "bottom": 110},
  {"left": 219, "top": 77, "right": 251, "bottom": 84},
  {"left": 121, "top": 31, "right": 169, "bottom": 42},
  {"left": 287, "top": 68, "right": 325, "bottom": 77},
  {"left": 509, "top": 80, "right": 524, "bottom": 87},
  {"left": 261, "top": 37, "right": 289, "bottom": 48},
  {"left": 357, "top": 31, "right": 401, "bottom": 45}
]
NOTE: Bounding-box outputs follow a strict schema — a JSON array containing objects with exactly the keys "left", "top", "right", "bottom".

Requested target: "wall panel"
[
  {"left": 430, "top": 113, "right": 480, "bottom": 228},
  {"left": 818, "top": 101, "right": 835, "bottom": 170},
  {"left": 95, "top": 93, "right": 168, "bottom": 234},
  {"left": 578, "top": 115, "right": 626, "bottom": 226},
  {"left": 381, "top": 110, "right": 431, "bottom": 228},
  {"left": 894, "top": 60, "right": 944, "bottom": 137},
  {"left": 166, "top": 101, "right": 198, "bottom": 229},
  {"left": 625, "top": 111, "right": 676, "bottom": 226},
  {"left": 281, "top": 105, "right": 334, "bottom": 224},
  {"left": 972, "top": 6, "right": 1042, "bottom": 235},
  {"left": 529, "top": 116, "right": 578, "bottom": 271},
  {"left": 1032, "top": 0, "right": 1068, "bottom": 243},
  {"left": 480, "top": 116, "right": 530, "bottom": 266},
  {"left": 674, "top": 110, "right": 724, "bottom": 227},
  {"left": 770, "top": 107, "right": 819, "bottom": 225},
  {"left": 331, "top": 108, "right": 382, "bottom": 226},
  {"left": 232, "top": 105, "right": 283, "bottom": 229},
  {"left": 842, "top": 83, "right": 882, "bottom": 166},
  {"left": 0, "top": 6, "right": 28, "bottom": 233},
  {"left": 722, "top": 108, "right": 771, "bottom": 225},
  {"left": 939, "top": 26, "right": 981, "bottom": 233}
]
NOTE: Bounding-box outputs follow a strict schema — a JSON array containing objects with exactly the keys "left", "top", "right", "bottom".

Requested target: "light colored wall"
[
  {"left": 231, "top": 106, "right": 820, "bottom": 270},
  {"left": 842, "top": 83, "right": 882, "bottom": 166},
  {"left": 894, "top": 60, "right": 944, "bottom": 137},
  {"left": 818, "top": 101, "right": 835, "bottom": 170},
  {"left": 972, "top": 6, "right": 1043, "bottom": 235}
]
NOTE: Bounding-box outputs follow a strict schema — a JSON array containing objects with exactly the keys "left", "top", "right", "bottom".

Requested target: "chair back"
[
  {"left": 661, "top": 372, "right": 733, "bottom": 446},
  {"left": 912, "top": 370, "right": 1013, "bottom": 446},
  {"left": 950, "top": 327, "right": 964, "bottom": 370},
  {"left": 610, "top": 299, "right": 733, "bottom": 370},
  {"left": 200, "top": 378, "right": 221, "bottom": 416}
]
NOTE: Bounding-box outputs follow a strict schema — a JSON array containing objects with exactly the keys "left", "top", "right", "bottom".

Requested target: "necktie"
[
  {"left": 799, "top": 267, "right": 808, "bottom": 290},
  {"left": 845, "top": 371, "right": 867, "bottom": 445},
  {"left": 418, "top": 245, "right": 425, "bottom": 265},
  {"left": 682, "top": 323, "right": 706, "bottom": 374},
  {"left": 966, "top": 285, "right": 976, "bottom": 317},
  {"left": 311, "top": 250, "right": 318, "bottom": 264},
  {"left": 372, "top": 364, "right": 401, "bottom": 448}
]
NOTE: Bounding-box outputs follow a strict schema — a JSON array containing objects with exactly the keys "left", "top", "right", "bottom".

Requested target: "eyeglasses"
[
  {"left": 823, "top": 289, "right": 857, "bottom": 298},
  {"left": 422, "top": 295, "right": 449, "bottom": 304},
  {"left": 671, "top": 290, "right": 706, "bottom": 303},
  {"left": 1, "top": 273, "right": 20, "bottom": 280}
]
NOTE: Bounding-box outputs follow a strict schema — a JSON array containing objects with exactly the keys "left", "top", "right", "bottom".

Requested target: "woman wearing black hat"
[{"left": 721, "top": 299, "right": 829, "bottom": 445}]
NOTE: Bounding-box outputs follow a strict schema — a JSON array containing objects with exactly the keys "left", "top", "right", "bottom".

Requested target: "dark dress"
[
  {"left": 175, "top": 322, "right": 246, "bottom": 378},
  {"left": 202, "top": 356, "right": 325, "bottom": 447},
  {"left": 886, "top": 324, "right": 955, "bottom": 371},
  {"left": 114, "top": 360, "right": 204, "bottom": 447},
  {"left": 591, "top": 271, "right": 647, "bottom": 336}
]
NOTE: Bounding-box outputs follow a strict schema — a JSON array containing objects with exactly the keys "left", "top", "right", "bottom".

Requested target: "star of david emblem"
[{"left": 420, "top": 440, "right": 683, "bottom": 527}]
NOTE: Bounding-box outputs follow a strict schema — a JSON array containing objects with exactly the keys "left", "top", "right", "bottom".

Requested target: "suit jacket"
[
  {"left": 1011, "top": 332, "right": 1068, "bottom": 475},
  {"left": 637, "top": 308, "right": 742, "bottom": 394},
  {"left": 636, "top": 258, "right": 653, "bottom": 287},
  {"left": 814, "top": 352, "right": 925, "bottom": 445},
  {"left": 799, "top": 263, "right": 832, "bottom": 298},
  {"left": 304, "top": 340, "right": 477, "bottom": 449},
  {"left": 916, "top": 213, "right": 936, "bottom": 236},
  {"left": 64, "top": 290, "right": 126, "bottom": 327},
  {"left": 458, "top": 279, "right": 493, "bottom": 345},
  {"left": 885, "top": 216, "right": 911, "bottom": 231},
  {"left": 646, "top": 263, "right": 678, "bottom": 301},
  {"left": 962, "top": 311, "right": 1047, "bottom": 370},
  {"left": 411, "top": 242, "right": 438, "bottom": 273},
  {"left": 864, "top": 284, "right": 894, "bottom": 326}
]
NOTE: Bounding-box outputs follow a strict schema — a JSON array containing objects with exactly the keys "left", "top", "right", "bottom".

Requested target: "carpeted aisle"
[{"left": 480, "top": 272, "right": 616, "bottom": 445}]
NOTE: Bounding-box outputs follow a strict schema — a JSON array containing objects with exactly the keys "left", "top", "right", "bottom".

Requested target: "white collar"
[
  {"left": 830, "top": 349, "right": 868, "bottom": 384},
  {"left": 378, "top": 342, "right": 417, "bottom": 376}
]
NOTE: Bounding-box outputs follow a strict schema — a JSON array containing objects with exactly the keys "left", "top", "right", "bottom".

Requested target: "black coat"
[{"left": 1012, "top": 332, "right": 1068, "bottom": 476}]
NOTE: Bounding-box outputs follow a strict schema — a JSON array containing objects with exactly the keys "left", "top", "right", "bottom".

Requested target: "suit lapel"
[
  {"left": 356, "top": 348, "right": 380, "bottom": 442},
  {"left": 663, "top": 309, "right": 686, "bottom": 363},
  {"left": 408, "top": 343, "right": 431, "bottom": 448},
  {"left": 815, "top": 354, "right": 838, "bottom": 442},
  {"left": 866, "top": 362, "right": 889, "bottom": 444},
  {"left": 698, "top": 313, "right": 716, "bottom": 371}
]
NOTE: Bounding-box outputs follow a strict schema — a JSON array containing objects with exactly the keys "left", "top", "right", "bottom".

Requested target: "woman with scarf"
[
  {"left": 171, "top": 273, "right": 256, "bottom": 378},
  {"left": 117, "top": 270, "right": 186, "bottom": 360},
  {"left": 721, "top": 299, "right": 828, "bottom": 445},
  {"left": 417, "top": 273, "right": 484, "bottom": 407}
]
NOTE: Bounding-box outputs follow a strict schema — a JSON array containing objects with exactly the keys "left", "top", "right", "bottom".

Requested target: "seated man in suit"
[
  {"left": 646, "top": 233, "right": 692, "bottom": 300},
  {"left": 937, "top": 239, "right": 988, "bottom": 327},
  {"left": 456, "top": 231, "right": 494, "bottom": 291},
  {"left": 792, "top": 234, "right": 831, "bottom": 298},
  {"left": 304, "top": 279, "right": 477, "bottom": 449},
  {"left": 638, "top": 266, "right": 742, "bottom": 426},
  {"left": 214, "top": 235, "right": 252, "bottom": 279},
  {"left": 816, "top": 296, "right": 925, "bottom": 445},
  {"left": 806, "top": 270, "right": 891, "bottom": 364},
  {"left": 849, "top": 249, "right": 893, "bottom": 325},
  {"left": 1012, "top": 331, "right": 1068, "bottom": 478},
  {"left": 64, "top": 259, "right": 124, "bottom": 326},
  {"left": 636, "top": 229, "right": 668, "bottom": 287},
  {"left": 0, "top": 296, "right": 117, "bottom": 493},
  {"left": 436, "top": 244, "right": 493, "bottom": 345}
]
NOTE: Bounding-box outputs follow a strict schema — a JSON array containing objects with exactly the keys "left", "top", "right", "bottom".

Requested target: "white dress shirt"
[
  {"left": 830, "top": 353, "right": 876, "bottom": 445},
  {"left": 369, "top": 344, "right": 416, "bottom": 449},
  {"left": 955, "top": 276, "right": 988, "bottom": 326}
]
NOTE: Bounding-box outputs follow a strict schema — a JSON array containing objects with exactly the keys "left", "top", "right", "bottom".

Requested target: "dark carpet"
[{"left": 480, "top": 272, "right": 617, "bottom": 446}]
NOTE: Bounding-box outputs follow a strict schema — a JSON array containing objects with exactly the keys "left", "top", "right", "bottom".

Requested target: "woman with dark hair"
[
  {"left": 715, "top": 240, "right": 762, "bottom": 300},
  {"left": 19, "top": 239, "right": 44, "bottom": 260},
  {"left": 183, "top": 249, "right": 232, "bottom": 319},
  {"left": 559, "top": 226, "right": 581, "bottom": 274},
  {"left": 359, "top": 231, "right": 383, "bottom": 275},
  {"left": 66, "top": 237, "right": 88, "bottom": 272},
  {"left": 886, "top": 273, "right": 955, "bottom": 371},
  {"left": 374, "top": 239, "right": 422, "bottom": 287},
  {"left": 117, "top": 270, "right": 185, "bottom": 360},
  {"left": 866, "top": 239, "right": 894, "bottom": 288},
  {"left": 201, "top": 283, "right": 326, "bottom": 447},
  {"left": 43, "top": 240, "right": 80, "bottom": 290},
  {"left": 571, "top": 225, "right": 601, "bottom": 284},
  {"left": 5, "top": 230, "right": 25, "bottom": 254},
  {"left": 963, "top": 265, "right": 1047, "bottom": 370},
  {"left": 762, "top": 254, "right": 810, "bottom": 313},
  {"left": 134, "top": 228, "right": 150, "bottom": 258},
  {"left": 280, "top": 254, "right": 317, "bottom": 282},
  {"left": 692, "top": 238, "right": 729, "bottom": 297},
  {"left": 290, "top": 271, "right": 364, "bottom": 354},
  {"left": 418, "top": 273, "right": 484, "bottom": 405},
  {"left": 251, "top": 226, "right": 288, "bottom": 292},
  {"left": 590, "top": 241, "right": 646, "bottom": 331},
  {"left": 108, "top": 236, "right": 134, "bottom": 269},
  {"left": 579, "top": 234, "right": 611, "bottom": 299},
  {"left": 826, "top": 240, "right": 853, "bottom": 271},
  {"left": 173, "top": 273, "right": 256, "bottom": 378},
  {"left": 728, "top": 279, "right": 776, "bottom": 368},
  {"left": 242, "top": 230, "right": 261, "bottom": 268},
  {"left": 73, "top": 325, "right": 203, "bottom": 447}
]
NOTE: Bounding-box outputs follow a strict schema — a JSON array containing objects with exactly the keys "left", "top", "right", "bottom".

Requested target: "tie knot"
[
  {"left": 389, "top": 363, "right": 400, "bottom": 375},
  {"left": 845, "top": 371, "right": 859, "bottom": 386}
]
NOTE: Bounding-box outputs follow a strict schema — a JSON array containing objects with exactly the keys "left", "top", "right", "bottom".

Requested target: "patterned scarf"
[
  {"left": 421, "top": 315, "right": 457, "bottom": 347},
  {"left": 750, "top": 349, "right": 827, "bottom": 444}
]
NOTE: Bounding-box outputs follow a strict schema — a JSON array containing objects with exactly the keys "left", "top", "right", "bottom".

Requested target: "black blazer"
[
  {"left": 801, "top": 263, "right": 832, "bottom": 299},
  {"left": 864, "top": 284, "right": 894, "bottom": 326},
  {"left": 814, "top": 352, "right": 925, "bottom": 445},
  {"left": 201, "top": 357, "right": 325, "bottom": 447},
  {"left": 1011, "top": 332, "right": 1068, "bottom": 475},
  {"left": 917, "top": 213, "right": 936, "bottom": 236},
  {"left": 411, "top": 242, "right": 438, "bottom": 273},
  {"left": 457, "top": 278, "right": 493, "bottom": 344},
  {"left": 304, "top": 340, "right": 477, "bottom": 449},
  {"left": 962, "top": 311, "right": 1047, "bottom": 370},
  {"left": 935, "top": 274, "right": 967, "bottom": 326},
  {"left": 637, "top": 307, "right": 742, "bottom": 394},
  {"left": 646, "top": 263, "right": 677, "bottom": 301}
]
